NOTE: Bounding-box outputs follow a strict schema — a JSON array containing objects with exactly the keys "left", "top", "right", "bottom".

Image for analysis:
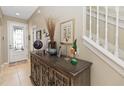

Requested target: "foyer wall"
[
  {"left": 2, "top": 15, "right": 27, "bottom": 63},
  {"left": 0, "top": 7, "right": 3, "bottom": 65},
  {"left": 28, "top": 6, "right": 124, "bottom": 85}
]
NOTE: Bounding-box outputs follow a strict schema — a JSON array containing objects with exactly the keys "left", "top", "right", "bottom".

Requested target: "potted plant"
[{"left": 46, "top": 17, "right": 57, "bottom": 55}]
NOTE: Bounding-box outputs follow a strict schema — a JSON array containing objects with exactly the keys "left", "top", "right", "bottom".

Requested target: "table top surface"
[{"left": 31, "top": 52, "right": 92, "bottom": 76}]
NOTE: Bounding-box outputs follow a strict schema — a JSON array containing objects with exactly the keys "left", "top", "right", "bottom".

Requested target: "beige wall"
[
  {"left": 2, "top": 15, "right": 27, "bottom": 63},
  {"left": 28, "top": 6, "right": 124, "bottom": 85},
  {"left": 0, "top": 7, "right": 3, "bottom": 65},
  {"left": 0, "top": 24, "right": 1, "bottom": 64}
]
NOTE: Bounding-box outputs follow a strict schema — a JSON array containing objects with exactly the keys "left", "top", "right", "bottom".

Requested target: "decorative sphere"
[
  {"left": 33, "top": 40, "right": 43, "bottom": 49},
  {"left": 71, "top": 58, "right": 78, "bottom": 65}
]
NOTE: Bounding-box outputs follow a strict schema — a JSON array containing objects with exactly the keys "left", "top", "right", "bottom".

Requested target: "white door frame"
[
  {"left": 31, "top": 25, "right": 37, "bottom": 51},
  {"left": 7, "top": 21, "right": 28, "bottom": 63}
]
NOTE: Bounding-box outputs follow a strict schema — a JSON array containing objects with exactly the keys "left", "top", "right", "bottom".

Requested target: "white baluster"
[
  {"left": 105, "top": 6, "right": 108, "bottom": 49},
  {"left": 96, "top": 6, "right": 99, "bottom": 44},
  {"left": 115, "top": 6, "right": 119, "bottom": 57},
  {"left": 89, "top": 6, "right": 92, "bottom": 39}
]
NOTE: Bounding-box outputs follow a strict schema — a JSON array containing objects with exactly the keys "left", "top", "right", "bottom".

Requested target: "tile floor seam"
[{"left": 16, "top": 68, "right": 22, "bottom": 86}]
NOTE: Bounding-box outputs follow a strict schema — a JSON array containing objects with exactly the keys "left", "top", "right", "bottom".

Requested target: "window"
[
  {"left": 83, "top": 6, "right": 124, "bottom": 76},
  {"left": 13, "top": 26, "right": 24, "bottom": 51}
]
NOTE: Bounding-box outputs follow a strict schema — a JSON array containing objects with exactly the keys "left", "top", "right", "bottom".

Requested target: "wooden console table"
[{"left": 30, "top": 52, "right": 92, "bottom": 86}]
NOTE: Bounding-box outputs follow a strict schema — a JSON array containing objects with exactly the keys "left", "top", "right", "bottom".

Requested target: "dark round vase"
[{"left": 33, "top": 40, "right": 43, "bottom": 50}]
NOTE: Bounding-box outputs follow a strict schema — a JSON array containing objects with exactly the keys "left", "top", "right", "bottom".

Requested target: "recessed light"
[{"left": 16, "top": 13, "right": 20, "bottom": 16}]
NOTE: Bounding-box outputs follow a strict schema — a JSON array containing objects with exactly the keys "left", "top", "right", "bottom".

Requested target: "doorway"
[{"left": 7, "top": 21, "right": 28, "bottom": 63}]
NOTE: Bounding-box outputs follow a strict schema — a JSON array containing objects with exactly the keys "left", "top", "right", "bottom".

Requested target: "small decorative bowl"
[{"left": 71, "top": 58, "right": 78, "bottom": 65}]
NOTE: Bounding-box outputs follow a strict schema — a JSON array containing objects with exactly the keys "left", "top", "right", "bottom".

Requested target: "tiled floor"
[{"left": 0, "top": 61, "right": 33, "bottom": 86}]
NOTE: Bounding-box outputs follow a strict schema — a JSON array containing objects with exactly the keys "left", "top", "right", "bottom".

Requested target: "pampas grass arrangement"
[{"left": 45, "top": 17, "right": 56, "bottom": 42}]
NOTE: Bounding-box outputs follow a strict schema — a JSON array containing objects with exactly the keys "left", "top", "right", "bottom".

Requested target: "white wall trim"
[{"left": 83, "top": 36, "right": 124, "bottom": 77}]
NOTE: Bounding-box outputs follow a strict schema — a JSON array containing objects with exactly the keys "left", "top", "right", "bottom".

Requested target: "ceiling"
[{"left": 1, "top": 6, "right": 38, "bottom": 20}]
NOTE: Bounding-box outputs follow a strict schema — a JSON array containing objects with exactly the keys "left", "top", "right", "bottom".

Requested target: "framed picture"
[
  {"left": 60, "top": 19, "right": 74, "bottom": 44},
  {"left": 36, "top": 30, "right": 42, "bottom": 40}
]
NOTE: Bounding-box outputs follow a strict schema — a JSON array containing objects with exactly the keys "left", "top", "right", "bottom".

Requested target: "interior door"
[{"left": 8, "top": 21, "right": 28, "bottom": 63}]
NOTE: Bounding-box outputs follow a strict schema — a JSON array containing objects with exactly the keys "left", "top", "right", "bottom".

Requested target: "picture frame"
[
  {"left": 36, "top": 30, "right": 42, "bottom": 40},
  {"left": 60, "top": 19, "right": 74, "bottom": 44}
]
